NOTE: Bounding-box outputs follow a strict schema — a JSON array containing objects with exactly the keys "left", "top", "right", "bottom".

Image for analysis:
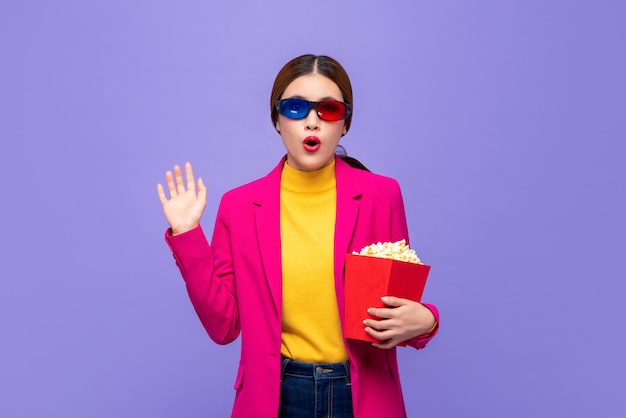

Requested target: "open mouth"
[{"left": 303, "top": 136, "right": 321, "bottom": 152}]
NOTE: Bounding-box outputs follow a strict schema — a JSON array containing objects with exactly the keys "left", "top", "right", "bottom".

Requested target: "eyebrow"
[{"left": 286, "top": 95, "right": 343, "bottom": 102}]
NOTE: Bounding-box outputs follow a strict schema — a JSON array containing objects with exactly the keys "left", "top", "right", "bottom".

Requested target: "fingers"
[
  {"left": 367, "top": 306, "right": 395, "bottom": 320},
  {"left": 364, "top": 325, "right": 387, "bottom": 339},
  {"left": 174, "top": 165, "right": 186, "bottom": 195},
  {"left": 364, "top": 299, "right": 432, "bottom": 349},
  {"left": 364, "top": 318, "right": 386, "bottom": 332},
  {"left": 197, "top": 177, "right": 207, "bottom": 204},
  {"left": 380, "top": 296, "right": 410, "bottom": 307},
  {"left": 156, "top": 183, "right": 168, "bottom": 205},
  {"left": 364, "top": 326, "right": 399, "bottom": 349},
  {"left": 372, "top": 339, "right": 399, "bottom": 350},
  {"left": 166, "top": 170, "right": 177, "bottom": 198},
  {"left": 364, "top": 319, "right": 403, "bottom": 349},
  {"left": 367, "top": 297, "right": 412, "bottom": 319},
  {"left": 363, "top": 310, "right": 401, "bottom": 347},
  {"left": 163, "top": 162, "right": 198, "bottom": 198},
  {"left": 184, "top": 162, "right": 196, "bottom": 192}
]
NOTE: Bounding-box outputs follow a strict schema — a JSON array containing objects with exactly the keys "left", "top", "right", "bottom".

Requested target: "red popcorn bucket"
[{"left": 344, "top": 253, "right": 430, "bottom": 345}]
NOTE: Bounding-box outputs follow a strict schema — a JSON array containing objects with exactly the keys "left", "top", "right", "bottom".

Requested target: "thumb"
[{"left": 197, "top": 177, "right": 208, "bottom": 203}]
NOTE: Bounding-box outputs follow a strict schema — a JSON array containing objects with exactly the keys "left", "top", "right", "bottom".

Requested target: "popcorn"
[
  {"left": 345, "top": 240, "right": 430, "bottom": 344},
  {"left": 352, "top": 240, "right": 422, "bottom": 264}
]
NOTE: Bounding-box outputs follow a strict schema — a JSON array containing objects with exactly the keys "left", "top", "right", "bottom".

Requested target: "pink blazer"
[{"left": 166, "top": 156, "right": 439, "bottom": 418}]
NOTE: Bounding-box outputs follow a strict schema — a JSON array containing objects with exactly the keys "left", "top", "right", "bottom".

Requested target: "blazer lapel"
[
  {"left": 333, "top": 157, "right": 362, "bottom": 322},
  {"left": 252, "top": 156, "right": 362, "bottom": 321},
  {"left": 253, "top": 157, "right": 285, "bottom": 317}
]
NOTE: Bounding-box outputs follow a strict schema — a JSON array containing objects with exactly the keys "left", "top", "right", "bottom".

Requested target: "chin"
[
  {"left": 305, "top": 157, "right": 335, "bottom": 171},
  {"left": 288, "top": 153, "right": 334, "bottom": 171}
]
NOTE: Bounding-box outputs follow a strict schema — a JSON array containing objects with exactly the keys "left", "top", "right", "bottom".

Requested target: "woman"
[{"left": 157, "top": 54, "right": 439, "bottom": 418}]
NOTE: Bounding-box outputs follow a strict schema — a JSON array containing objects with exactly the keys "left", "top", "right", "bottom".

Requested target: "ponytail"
[{"left": 336, "top": 145, "right": 370, "bottom": 172}]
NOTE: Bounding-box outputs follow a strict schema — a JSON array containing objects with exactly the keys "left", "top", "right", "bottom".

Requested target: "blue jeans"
[{"left": 279, "top": 358, "right": 354, "bottom": 418}]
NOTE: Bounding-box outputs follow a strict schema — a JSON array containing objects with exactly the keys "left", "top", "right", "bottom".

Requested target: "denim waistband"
[{"left": 281, "top": 358, "right": 351, "bottom": 381}]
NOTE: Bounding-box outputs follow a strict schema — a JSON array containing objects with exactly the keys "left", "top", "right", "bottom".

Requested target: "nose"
[{"left": 304, "top": 108, "right": 320, "bottom": 130}]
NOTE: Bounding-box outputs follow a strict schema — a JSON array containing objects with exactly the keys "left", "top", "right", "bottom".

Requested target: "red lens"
[{"left": 317, "top": 100, "right": 346, "bottom": 121}]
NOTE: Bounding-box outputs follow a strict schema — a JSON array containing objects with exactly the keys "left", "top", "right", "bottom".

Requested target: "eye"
[
  {"left": 282, "top": 98, "right": 309, "bottom": 114},
  {"left": 288, "top": 102, "right": 304, "bottom": 112},
  {"left": 319, "top": 102, "right": 339, "bottom": 113}
]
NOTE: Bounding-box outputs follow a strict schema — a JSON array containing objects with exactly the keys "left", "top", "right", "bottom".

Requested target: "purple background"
[{"left": 1, "top": 1, "right": 625, "bottom": 417}]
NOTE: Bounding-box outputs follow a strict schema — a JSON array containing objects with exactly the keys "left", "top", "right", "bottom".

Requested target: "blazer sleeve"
[
  {"left": 165, "top": 200, "right": 240, "bottom": 345},
  {"left": 389, "top": 180, "right": 440, "bottom": 350},
  {"left": 406, "top": 303, "right": 440, "bottom": 350}
]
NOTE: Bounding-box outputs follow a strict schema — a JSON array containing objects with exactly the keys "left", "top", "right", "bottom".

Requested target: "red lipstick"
[{"left": 303, "top": 136, "right": 321, "bottom": 152}]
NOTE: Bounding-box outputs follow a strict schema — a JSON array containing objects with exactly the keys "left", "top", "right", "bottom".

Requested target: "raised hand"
[{"left": 157, "top": 162, "right": 207, "bottom": 235}]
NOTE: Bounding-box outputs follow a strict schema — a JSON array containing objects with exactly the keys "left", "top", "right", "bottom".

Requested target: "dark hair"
[
  {"left": 335, "top": 145, "right": 370, "bottom": 171},
  {"left": 270, "top": 54, "right": 353, "bottom": 133},
  {"left": 271, "top": 54, "right": 369, "bottom": 171}
]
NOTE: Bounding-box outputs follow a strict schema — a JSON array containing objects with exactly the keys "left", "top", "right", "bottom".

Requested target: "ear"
[
  {"left": 275, "top": 119, "right": 281, "bottom": 133},
  {"left": 342, "top": 123, "right": 347, "bottom": 136}
]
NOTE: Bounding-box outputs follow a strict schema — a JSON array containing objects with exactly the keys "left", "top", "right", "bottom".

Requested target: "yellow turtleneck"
[{"left": 280, "top": 159, "right": 348, "bottom": 362}]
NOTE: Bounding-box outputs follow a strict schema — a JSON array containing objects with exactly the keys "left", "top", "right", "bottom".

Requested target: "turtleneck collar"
[{"left": 281, "top": 158, "right": 336, "bottom": 193}]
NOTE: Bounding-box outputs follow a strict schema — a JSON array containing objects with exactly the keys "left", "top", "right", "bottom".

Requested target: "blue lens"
[{"left": 280, "top": 98, "right": 311, "bottom": 119}]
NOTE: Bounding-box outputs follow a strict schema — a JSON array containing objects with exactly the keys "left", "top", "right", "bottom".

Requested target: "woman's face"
[{"left": 275, "top": 73, "right": 347, "bottom": 171}]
